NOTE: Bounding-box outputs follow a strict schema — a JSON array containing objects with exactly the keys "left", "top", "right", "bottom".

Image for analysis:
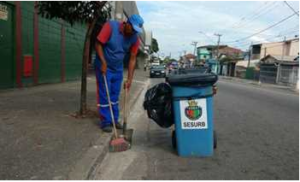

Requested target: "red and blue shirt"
[{"left": 95, "top": 20, "right": 140, "bottom": 71}]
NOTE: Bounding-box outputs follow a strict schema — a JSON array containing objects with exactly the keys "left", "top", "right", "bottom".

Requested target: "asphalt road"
[{"left": 93, "top": 75, "right": 299, "bottom": 180}]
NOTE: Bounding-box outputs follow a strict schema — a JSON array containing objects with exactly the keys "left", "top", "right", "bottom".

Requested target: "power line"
[
  {"left": 226, "top": 12, "right": 299, "bottom": 44},
  {"left": 229, "top": 2, "right": 271, "bottom": 29},
  {"left": 284, "top": 1, "right": 299, "bottom": 17},
  {"left": 230, "top": 33, "right": 299, "bottom": 49},
  {"left": 230, "top": 35, "right": 299, "bottom": 48},
  {"left": 198, "top": 31, "right": 216, "bottom": 44},
  {"left": 232, "top": 2, "right": 279, "bottom": 30},
  {"left": 230, "top": 29, "right": 299, "bottom": 46},
  {"left": 227, "top": 29, "right": 299, "bottom": 47},
  {"left": 221, "top": 2, "right": 297, "bottom": 42},
  {"left": 276, "top": 25, "right": 299, "bottom": 34},
  {"left": 238, "top": 3, "right": 280, "bottom": 29},
  {"left": 222, "top": 25, "right": 298, "bottom": 39},
  {"left": 276, "top": 30, "right": 299, "bottom": 38},
  {"left": 229, "top": 24, "right": 299, "bottom": 42}
]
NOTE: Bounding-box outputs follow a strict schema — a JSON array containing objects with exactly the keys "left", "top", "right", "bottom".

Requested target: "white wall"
[
  {"left": 145, "top": 31, "right": 152, "bottom": 47},
  {"left": 260, "top": 39, "right": 299, "bottom": 58},
  {"left": 290, "top": 39, "right": 299, "bottom": 56}
]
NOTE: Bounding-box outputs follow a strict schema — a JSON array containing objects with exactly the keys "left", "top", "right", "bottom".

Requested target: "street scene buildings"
[{"left": 0, "top": 1, "right": 299, "bottom": 180}]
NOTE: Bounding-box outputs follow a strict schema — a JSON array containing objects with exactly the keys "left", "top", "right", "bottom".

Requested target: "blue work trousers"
[{"left": 95, "top": 67, "right": 123, "bottom": 128}]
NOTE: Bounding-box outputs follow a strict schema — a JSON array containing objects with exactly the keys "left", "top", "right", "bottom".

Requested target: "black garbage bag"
[{"left": 143, "top": 83, "right": 174, "bottom": 128}]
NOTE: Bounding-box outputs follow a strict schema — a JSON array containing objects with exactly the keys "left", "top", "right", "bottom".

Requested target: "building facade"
[
  {"left": 110, "top": 1, "right": 152, "bottom": 69},
  {"left": 0, "top": 1, "right": 87, "bottom": 89},
  {"left": 259, "top": 55, "right": 298, "bottom": 87},
  {"left": 0, "top": 1, "right": 150, "bottom": 89},
  {"left": 250, "top": 38, "right": 299, "bottom": 60},
  {"left": 197, "top": 47, "right": 212, "bottom": 61},
  {"left": 197, "top": 45, "right": 243, "bottom": 76},
  {"left": 243, "top": 38, "right": 299, "bottom": 87}
]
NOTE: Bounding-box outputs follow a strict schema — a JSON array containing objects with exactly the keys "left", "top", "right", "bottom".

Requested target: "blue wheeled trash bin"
[{"left": 166, "top": 72, "right": 218, "bottom": 157}]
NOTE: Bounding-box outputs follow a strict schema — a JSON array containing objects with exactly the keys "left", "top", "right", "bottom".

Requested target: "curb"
[
  {"left": 68, "top": 79, "right": 148, "bottom": 180},
  {"left": 68, "top": 133, "right": 111, "bottom": 180}
]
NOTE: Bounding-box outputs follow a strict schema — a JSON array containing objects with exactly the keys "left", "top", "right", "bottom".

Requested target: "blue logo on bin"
[{"left": 185, "top": 100, "right": 202, "bottom": 120}]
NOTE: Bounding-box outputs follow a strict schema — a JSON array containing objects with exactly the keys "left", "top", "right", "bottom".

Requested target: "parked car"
[{"left": 150, "top": 65, "right": 166, "bottom": 78}]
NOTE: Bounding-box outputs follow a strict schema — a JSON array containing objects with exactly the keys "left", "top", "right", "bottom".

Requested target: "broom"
[
  {"left": 122, "top": 85, "right": 134, "bottom": 144},
  {"left": 103, "top": 74, "right": 130, "bottom": 152}
]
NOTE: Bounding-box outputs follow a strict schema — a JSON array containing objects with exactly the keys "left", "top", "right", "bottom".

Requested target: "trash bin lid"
[
  {"left": 166, "top": 72, "right": 218, "bottom": 87},
  {"left": 177, "top": 67, "right": 210, "bottom": 74}
]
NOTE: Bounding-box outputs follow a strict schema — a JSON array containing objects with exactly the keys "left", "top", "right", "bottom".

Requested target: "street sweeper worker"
[{"left": 94, "top": 14, "right": 144, "bottom": 133}]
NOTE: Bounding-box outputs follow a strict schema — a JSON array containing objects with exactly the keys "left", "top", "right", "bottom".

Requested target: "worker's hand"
[
  {"left": 101, "top": 63, "right": 107, "bottom": 74},
  {"left": 124, "top": 80, "right": 132, "bottom": 90}
]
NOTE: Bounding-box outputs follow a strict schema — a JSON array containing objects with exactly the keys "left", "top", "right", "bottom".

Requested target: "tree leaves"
[
  {"left": 36, "top": 1, "right": 110, "bottom": 26},
  {"left": 151, "top": 38, "right": 159, "bottom": 54}
]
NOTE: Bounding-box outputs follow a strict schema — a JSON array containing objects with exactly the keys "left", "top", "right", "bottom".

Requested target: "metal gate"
[
  {"left": 259, "top": 64, "right": 277, "bottom": 84},
  {"left": 277, "top": 64, "right": 299, "bottom": 87}
]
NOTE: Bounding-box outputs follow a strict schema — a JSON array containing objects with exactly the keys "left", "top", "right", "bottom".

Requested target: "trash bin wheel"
[
  {"left": 172, "top": 130, "right": 176, "bottom": 149},
  {"left": 213, "top": 130, "right": 217, "bottom": 149}
]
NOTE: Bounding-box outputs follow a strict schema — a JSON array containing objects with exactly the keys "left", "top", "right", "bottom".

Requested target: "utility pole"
[
  {"left": 191, "top": 41, "right": 198, "bottom": 66},
  {"left": 277, "top": 36, "right": 287, "bottom": 84},
  {"left": 191, "top": 41, "right": 198, "bottom": 56},
  {"left": 214, "top": 33, "right": 222, "bottom": 60},
  {"left": 247, "top": 42, "right": 253, "bottom": 68},
  {"left": 281, "top": 36, "right": 286, "bottom": 60},
  {"left": 214, "top": 33, "right": 222, "bottom": 74}
]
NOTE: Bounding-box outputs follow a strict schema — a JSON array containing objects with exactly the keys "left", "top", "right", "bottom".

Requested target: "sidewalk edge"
[{"left": 68, "top": 79, "right": 149, "bottom": 180}]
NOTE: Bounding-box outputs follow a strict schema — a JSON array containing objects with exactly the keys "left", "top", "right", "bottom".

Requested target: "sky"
[{"left": 136, "top": 1, "right": 299, "bottom": 59}]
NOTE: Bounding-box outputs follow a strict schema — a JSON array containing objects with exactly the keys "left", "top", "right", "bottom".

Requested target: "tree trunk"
[
  {"left": 79, "top": 1, "right": 107, "bottom": 116},
  {"left": 79, "top": 18, "right": 99, "bottom": 116}
]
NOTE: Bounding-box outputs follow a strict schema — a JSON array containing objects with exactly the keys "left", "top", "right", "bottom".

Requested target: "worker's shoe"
[
  {"left": 102, "top": 126, "right": 112, "bottom": 133},
  {"left": 115, "top": 123, "right": 123, "bottom": 129}
]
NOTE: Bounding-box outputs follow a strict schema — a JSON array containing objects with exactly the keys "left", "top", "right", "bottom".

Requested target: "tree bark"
[
  {"left": 79, "top": 1, "right": 107, "bottom": 116},
  {"left": 79, "top": 18, "right": 99, "bottom": 115}
]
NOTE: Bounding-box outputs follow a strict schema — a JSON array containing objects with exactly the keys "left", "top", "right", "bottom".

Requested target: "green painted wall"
[
  {"left": 0, "top": 2, "right": 15, "bottom": 89},
  {"left": 197, "top": 48, "right": 211, "bottom": 60},
  {"left": 21, "top": 1, "right": 34, "bottom": 85},
  {"left": 64, "top": 23, "right": 86, "bottom": 81},
  {"left": 0, "top": 1, "right": 87, "bottom": 89},
  {"left": 38, "top": 16, "right": 62, "bottom": 84}
]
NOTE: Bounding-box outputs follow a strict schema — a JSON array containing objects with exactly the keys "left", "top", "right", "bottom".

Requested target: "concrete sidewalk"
[{"left": 0, "top": 69, "right": 148, "bottom": 180}]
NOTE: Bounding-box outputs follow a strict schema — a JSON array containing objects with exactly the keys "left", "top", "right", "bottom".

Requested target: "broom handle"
[
  {"left": 122, "top": 85, "right": 128, "bottom": 135},
  {"left": 103, "top": 74, "right": 118, "bottom": 139}
]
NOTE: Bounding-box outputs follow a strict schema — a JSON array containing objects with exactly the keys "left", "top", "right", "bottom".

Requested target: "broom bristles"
[{"left": 109, "top": 138, "right": 130, "bottom": 152}]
